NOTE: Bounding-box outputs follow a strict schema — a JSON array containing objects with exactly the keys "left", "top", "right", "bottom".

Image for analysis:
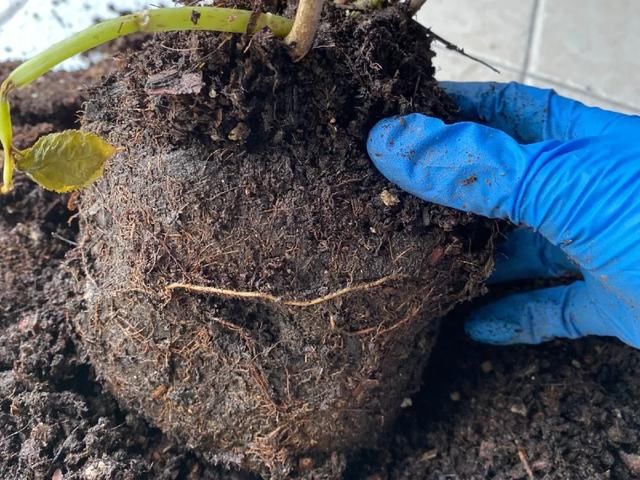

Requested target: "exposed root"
[
  {"left": 210, "top": 316, "right": 281, "bottom": 413},
  {"left": 352, "top": 303, "right": 423, "bottom": 336},
  {"left": 166, "top": 274, "right": 400, "bottom": 307},
  {"left": 284, "top": 0, "right": 324, "bottom": 60},
  {"left": 247, "top": 426, "right": 291, "bottom": 473}
]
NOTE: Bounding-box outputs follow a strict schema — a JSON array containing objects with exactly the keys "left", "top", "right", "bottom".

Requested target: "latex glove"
[{"left": 367, "top": 82, "right": 640, "bottom": 348}]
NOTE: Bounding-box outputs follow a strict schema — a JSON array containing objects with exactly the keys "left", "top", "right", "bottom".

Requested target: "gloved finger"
[
  {"left": 367, "top": 113, "right": 536, "bottom": 221},
  {"left": 440, "top": 81, "right": 637, "bottom": 143},
  {"left": 464, "top": 282, "right": 640, "bottom": 348},
  {"left": 490, "top": 228, "right": 578, "bottom": 284},
  {"left": 368, "top": 113, "right": 640, "bottom": 268}
]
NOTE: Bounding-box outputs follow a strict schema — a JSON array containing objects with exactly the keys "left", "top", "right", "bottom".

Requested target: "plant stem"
[
  {"left": 0, "top": 7, "right": 294, "bottom": 193},
  {"left": 409, "top": 0, "right": 428, "bottom": 15},
  {"left": 6, "top": 7, "right": 293, "bottom": 90},
  {"left": 285, "top": 0, "right": 324, "bottom": 60},
  {"left": 0, "top": 94, "right": 13, "bottom": 194}
]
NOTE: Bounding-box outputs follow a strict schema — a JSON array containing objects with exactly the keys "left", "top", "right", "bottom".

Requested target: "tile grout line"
[
  {"left": 518, "top": 0, "right": 637, "bottom": 113},
  {"left": 520, "top": 0, "right": 543, "bottom": 82}
]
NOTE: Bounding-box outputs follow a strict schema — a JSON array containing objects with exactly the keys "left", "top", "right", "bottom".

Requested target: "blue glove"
[{"left": 367, "top": 81, "right": 640, "bottom": 348}]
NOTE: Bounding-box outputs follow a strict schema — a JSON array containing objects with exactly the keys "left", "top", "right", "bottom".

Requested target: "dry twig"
[{"left": 428, "top": 29, "right": 500, "bottom": 73}]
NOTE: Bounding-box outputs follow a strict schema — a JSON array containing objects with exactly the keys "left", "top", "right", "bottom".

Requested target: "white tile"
[
  {"left": 529, "top": 0, "right": 640, "bottom": 110},
  {"left": 417, "top": 0, "right": 536, "bottom": 70},
  {"left": 433, "top": 45, "right": 521, "bottom": 83},
  {"left": 525, "top": 75, "right": 639, "bottom": 115},
  {"left": 0, "top": 0, "right": 173, "bottom": 70}
]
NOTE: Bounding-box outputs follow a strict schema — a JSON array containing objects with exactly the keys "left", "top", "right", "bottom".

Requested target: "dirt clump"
[{"left": 74, "top": 5, "right": 495, "bottom": 476}]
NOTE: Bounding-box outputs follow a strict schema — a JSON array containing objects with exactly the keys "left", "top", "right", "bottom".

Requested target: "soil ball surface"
[{"left": 75, "top": 6, "right": 496, "bottom": 476}]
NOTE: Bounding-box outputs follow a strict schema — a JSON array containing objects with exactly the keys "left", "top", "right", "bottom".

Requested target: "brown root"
[
  {"left": 284, "top": 0, "right": 324, "bottom": 60},
  {"left": 165, "top": 274, "right": 400, "bottom": 307}
]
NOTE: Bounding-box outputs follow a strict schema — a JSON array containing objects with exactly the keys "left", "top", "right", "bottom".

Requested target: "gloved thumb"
[{"left": 464, "top": 282, "right": 635, "bottom": 346}]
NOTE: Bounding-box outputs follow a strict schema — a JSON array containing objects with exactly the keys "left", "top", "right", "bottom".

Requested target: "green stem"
[
  {"left": 0, "top": 89, "right": 13, "bottom": 194},
  {"left": 0, "top": 7, "right": 293, "bottom": 193},
  {"left": 7, "top": 7, "right": 292, "bottom": 89}
]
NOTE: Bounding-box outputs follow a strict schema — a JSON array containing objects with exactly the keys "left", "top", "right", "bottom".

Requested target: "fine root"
[
  {"left": 209, "top": 316, "right": 281, "bottom": 413},
  {"left": 166, "top": 274, "right": 400, "bottom": 307},
  {"left": 352, "top": 303, "right": 422, "bottom": 336}
]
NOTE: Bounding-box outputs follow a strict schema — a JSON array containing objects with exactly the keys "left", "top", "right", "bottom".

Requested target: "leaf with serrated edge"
[{"left": 15, "top": 130, "right": 115, "bottom": 193}]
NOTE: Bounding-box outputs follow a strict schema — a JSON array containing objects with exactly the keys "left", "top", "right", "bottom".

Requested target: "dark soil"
[
  {"left": 0, "top": 65, "right": 236, "bottom": 480},
  {"left": 1, "top": 5, "right": 639, "bottom": 480},
  {"left": 349, "top": 318, "right": 640, "bottom": 480},
  {"left": 3, "top": 169, "right": 640, "bottom": 480},
  {"left": 74, "top": 5, "right": 495, "bottom": 476}
]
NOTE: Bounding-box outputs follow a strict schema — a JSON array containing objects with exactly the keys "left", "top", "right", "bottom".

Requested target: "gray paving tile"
[
  {"left": 525, "top": 75, "right": 639, "bottom": 115},
  {"left": 417, "top": 0, "right": 536, "bottom": 70},
  {"left": 529, "top": 0, "right": 640, "bottom": 110}
]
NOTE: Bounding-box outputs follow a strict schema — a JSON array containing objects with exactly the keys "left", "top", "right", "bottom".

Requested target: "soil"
[
  {"left": 0, "top": 59, "right": 234, "bottom": 480},
  {"left": 351, "top": 318, "right": 640, "bottom": 480},
  {"left": 1, "top": 4, "right": 639, "bottom": 480},
  {"left": 73, "top": 5, "right": 496, "bottom": 476},
  {"left": 3, "top": 171, "right": 640, "bottom": 480}
]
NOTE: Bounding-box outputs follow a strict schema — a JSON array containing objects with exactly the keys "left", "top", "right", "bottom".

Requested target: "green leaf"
[{"left": 15, "top": 130, "right": 115, "bottom": 193}]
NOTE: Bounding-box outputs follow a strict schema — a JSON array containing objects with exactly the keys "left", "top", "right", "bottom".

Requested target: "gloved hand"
[{"left": 367, "top": 81, "right": 640, "bottom": 348}]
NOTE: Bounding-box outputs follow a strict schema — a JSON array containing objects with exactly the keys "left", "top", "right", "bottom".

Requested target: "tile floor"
[{"left": 417, "top": 0, "right": 640, "bottom": 114}]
